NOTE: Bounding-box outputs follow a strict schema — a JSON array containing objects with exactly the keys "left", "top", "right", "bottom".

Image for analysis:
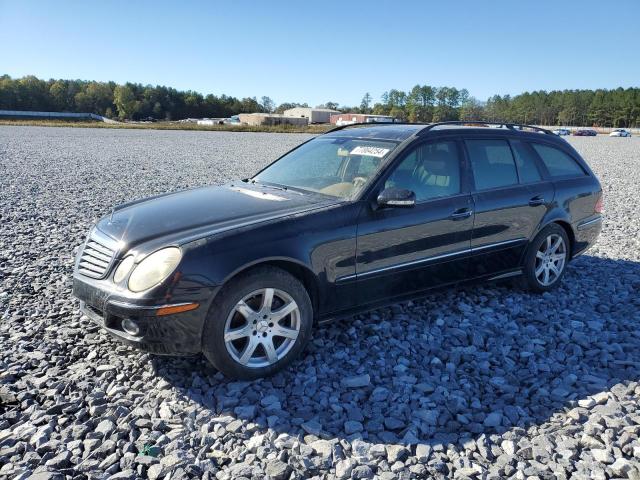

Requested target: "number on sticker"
[{"left": 350, "top": 146, "right": 390, "bottom": 158}]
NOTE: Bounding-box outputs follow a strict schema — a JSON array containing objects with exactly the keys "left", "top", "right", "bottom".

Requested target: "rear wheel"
[
  {"left": 521, "top": 224, "right": 570, "bottom": 292},
  {"left": 202, "top": 266, "right": 313, "bottom": 379}
]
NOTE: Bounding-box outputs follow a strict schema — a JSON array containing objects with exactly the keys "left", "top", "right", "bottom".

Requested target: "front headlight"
[
  {"left": 128, "top": 247, "right": 182, "bottom": 293},
  {"left": 113, "top": 255, "right": 135, "bottom": 284}
]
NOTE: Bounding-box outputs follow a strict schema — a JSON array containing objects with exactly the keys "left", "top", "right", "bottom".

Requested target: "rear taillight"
[{"left": 595, "top": 195, "right": 603, "bottom": 214}]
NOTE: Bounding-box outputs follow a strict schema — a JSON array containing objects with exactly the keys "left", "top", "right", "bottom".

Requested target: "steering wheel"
[{"left": 352, "top": 176, "right": 368, "bottom": 188}]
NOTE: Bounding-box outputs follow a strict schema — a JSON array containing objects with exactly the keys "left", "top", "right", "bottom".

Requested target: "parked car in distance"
[
  {"left": 609, "top": 128, "right": 632, "bottom": 137},
  {"left": 223, "top": 115, "right": 241, "bottom": 125},
  {"left": 573, "top": 129, "right": 598, "bottom": 136},
  {"left": 552, "top": 128, "right": 571, "bottom": 136},
  {"left": 73, "top": 121, "right": 603, "bottom": 379}
]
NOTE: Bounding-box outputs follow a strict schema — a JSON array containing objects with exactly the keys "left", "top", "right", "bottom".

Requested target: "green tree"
[
  {"left": 389, "top": 106, "right": 405, "bottom": 121},
  {"left": 360, "top": 93, "right": 372, "bottom": 113},
  {"left": 459, "top": 97, "right": 484, "bottom": 121},
  {"left": 406, "top": 85, "right": 435, "bottom": 122},
  {"left": 260, "top": 96, "right": 275, "bottom": 113},
  {"left": 113, "top": 85, "right": 136, "bottom": 119},
  {"left": 317, "top": 101, "right": 339, "bottom": 110}
]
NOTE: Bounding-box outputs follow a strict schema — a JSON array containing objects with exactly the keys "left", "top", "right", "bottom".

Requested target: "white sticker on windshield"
[{"left": 350, "top": 146, "right": 390, "bottom": 158}]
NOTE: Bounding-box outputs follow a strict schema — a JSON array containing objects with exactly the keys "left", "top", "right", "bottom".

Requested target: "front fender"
[{"left": 178, "top": 203, "right": 361, "bottom": 316}]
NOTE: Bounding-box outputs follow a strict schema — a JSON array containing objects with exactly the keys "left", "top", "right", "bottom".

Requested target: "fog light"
[{"left": 121, "top": 318, "right": 140, "bottom": 336}]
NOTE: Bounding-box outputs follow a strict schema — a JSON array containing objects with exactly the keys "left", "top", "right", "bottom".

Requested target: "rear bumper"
[
  {"left": 73, "top": 274, "right": 215, "bottom": 355},
  {"left": 573, "top": 215, "right": 603, "bottom": 257}
]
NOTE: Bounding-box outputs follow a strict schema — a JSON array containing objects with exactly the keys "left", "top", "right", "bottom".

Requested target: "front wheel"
[
  {"left": 521, "top": 224, "right": 570, "bottom": 292},
  {"left": 202, "top": 266, "right": 313, "bottom": 379}
]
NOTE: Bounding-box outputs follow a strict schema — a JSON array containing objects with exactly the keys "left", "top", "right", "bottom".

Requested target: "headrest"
[{"left": 422, "top": 150, "right": 452, "bottom": 175}]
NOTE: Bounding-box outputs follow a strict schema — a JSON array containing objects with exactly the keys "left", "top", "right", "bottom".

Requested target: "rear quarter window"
[{"left": 531, "top": 143, "right": 586, "bottom": 178}]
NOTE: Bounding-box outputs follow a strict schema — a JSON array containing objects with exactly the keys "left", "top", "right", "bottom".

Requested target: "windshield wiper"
[{"left": 251, "top": 179, "right": 289, "bottom": 192}]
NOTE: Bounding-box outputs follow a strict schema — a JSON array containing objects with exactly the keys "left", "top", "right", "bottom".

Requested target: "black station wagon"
[{"left": 73, "top": 121, "right": 603, "bottom": 379}]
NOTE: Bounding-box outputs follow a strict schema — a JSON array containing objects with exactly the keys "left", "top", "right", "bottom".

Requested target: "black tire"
[
  {"left": 521, "top": 223, "right": 570, "bottom": 293},
  {"left": 202, "top": 266, "right": 313, "bottom": 380}
]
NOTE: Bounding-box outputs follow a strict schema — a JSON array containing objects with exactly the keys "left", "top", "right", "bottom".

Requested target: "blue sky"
[{"left": 1, "top": 0, "right": 638, "bottom": 107}]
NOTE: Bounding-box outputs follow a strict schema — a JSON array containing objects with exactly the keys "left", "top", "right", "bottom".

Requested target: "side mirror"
[{"left": 376, "top": 188, "right": 416, "bottom": 208}]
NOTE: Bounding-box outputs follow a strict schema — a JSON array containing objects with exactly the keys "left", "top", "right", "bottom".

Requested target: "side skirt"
[{"left": 317, "top": 269, "right": 524, "bottom": 325}]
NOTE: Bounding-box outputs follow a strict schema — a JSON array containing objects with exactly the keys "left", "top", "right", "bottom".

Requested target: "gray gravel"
[{"left": 1, "top": 126, "right": 640, "bottom": 479}]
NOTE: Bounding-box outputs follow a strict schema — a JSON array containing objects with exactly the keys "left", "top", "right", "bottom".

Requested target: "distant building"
[
  {"left": 238, "top": 113, "right": 308, "bottom": 127},
  {"left": 330, "top": 113, "right": 396, "bottom": 126},
  {"left": 283, "top": 107, "right": 341, "bottom": 124}
]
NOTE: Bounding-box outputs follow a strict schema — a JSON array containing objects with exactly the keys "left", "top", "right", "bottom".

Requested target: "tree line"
[
  {"left": 362, "top": 85, "right": 640, "bottom": 127},
  {"left": 1, "top": 75, "right": 639, "bottom": 127},
  {"left": 0, "top": 75, "right": 272, "bottom": 120}
]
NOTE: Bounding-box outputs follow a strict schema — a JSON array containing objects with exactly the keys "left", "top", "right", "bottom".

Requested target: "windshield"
[{"left": 254, "top": 136, "right": 398, "bottom": 198}]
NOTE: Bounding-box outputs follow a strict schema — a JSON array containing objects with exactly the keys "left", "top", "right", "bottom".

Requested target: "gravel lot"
[{"left": 1, "top": 126, "right": 640, "bottom": 480}]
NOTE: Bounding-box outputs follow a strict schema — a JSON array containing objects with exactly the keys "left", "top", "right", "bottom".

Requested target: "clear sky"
[{"left": 1, "top": 0, "right": 638, "bottom": 107}]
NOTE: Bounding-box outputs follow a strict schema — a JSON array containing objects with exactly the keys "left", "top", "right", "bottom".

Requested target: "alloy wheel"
[
  {"left": 534, "top": 233, "right": 567, "bottom": 286},
  {"left": 224, "top": 288, "right": 300, "bottom": 368}
]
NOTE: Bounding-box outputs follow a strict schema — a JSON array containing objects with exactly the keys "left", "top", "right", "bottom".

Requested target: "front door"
[
  {"left": 354, "top": 139, "right": 474, "bottom": 305},
  {"left": 464, "top": 137, "right": 555, "bottom": 278}
]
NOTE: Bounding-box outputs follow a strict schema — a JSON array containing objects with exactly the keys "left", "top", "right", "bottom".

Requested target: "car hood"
[{"left": 95, "top": 183, "right": 340, "bottom": 249}]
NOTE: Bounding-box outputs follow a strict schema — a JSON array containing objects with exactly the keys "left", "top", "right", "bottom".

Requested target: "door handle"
[
  {"left": 450, "top": 208, "right": 473, "bottom": 220},
  {"left": 529, "top": 195, "right": 545, "bottom": 207}
]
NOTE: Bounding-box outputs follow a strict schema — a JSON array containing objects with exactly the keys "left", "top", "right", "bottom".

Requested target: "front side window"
[
  {"left": 531, "top": 143, "right": 586, "bottom": 178},
  {"left": 255, "top": 136, "right": 398, "bottom": 198},
  {"left": 466, "top": 139, "right": 518, "bottom": 190},
  {"left": 385, "top": 141, "right": 461, "bottom": 201}
]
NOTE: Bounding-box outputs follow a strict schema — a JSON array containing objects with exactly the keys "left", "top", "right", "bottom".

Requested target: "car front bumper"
[{"left": 73, "top": 274, "right": 217, "bottom": 355}]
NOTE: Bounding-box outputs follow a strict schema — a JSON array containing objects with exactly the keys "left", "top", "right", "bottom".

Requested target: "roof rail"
[
  {"left": 325, "top": 121, "right": 429, "bottom": 134},
  {"left": 417, "top": 121, "right": 554, "bottom": 135},
  {"left": 324, "top": 120, "right": 555, "bottom": 137}
]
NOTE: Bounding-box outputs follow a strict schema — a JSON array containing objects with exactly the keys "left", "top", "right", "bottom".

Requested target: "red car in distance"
[{"left": 573, "top": 129, "right": 598, "bottom": 136}]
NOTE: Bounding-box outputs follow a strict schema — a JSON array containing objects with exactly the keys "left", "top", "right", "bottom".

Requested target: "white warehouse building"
[{"left": 283, "top": 107, "right": 341, "bottom": 124}]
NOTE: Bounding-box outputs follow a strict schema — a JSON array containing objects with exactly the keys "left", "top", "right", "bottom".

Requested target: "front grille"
[{"left": 78, "top": 236, "right": 116, "bottom": 279}]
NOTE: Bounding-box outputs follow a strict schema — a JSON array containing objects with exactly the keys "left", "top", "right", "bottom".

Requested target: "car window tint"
[
  {"left": 385, "top": 141, "right": 461, "bottom": 201},
  {"left": 531, "top": 143, "right": 586, "bottom": 177},
  {"left": 466, "top": 139, "right": 518, "bottom": 190},
  {"left": 511, "top": 140, "right": 542, "bottom": 183}
]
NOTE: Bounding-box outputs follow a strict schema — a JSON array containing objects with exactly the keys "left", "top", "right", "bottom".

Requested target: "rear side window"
[
  {"left": 511, "top": 140, "right": 542, "bottom": 183},
  {"left": 531, "top": 143, "right": 586, "bottom": 177},
  {"left": 466, "top": 139, "right": 518, "bottom": 190}
]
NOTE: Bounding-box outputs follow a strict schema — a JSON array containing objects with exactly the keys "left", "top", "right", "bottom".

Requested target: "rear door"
[
  {"left": 465, "top": 137, "right": 554, "bottom": 278},
  {"left": 353, "top": 139, "right": 474, "bottom": 304}
]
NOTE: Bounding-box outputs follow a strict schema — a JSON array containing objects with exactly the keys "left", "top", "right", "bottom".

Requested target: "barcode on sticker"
[{"left": 350, "top": 146, "right": 390, "bottom": 158}]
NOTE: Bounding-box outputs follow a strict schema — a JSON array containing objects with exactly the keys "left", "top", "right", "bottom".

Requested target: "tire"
[
  {"left": 521, "top": 224, "right": 570, "bottom": 293},
  {"left": 202, "top": 266, "right": 313, "bottom": 379}
]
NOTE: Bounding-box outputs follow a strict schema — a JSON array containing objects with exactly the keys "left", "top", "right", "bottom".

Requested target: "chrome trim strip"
[
  {"left": 336, "top": 237, "right": 529, "bottom": 283},
  {"left": 488, "top": 270, "right": 522, "bottom": 281},
  {"left": 471, "top": 237, "right": 527, "bottom": 253},
  {"left": 336, "top": 273, "right": 358, "bottom": 283},
  {"left": 337, "top": 248, "right": 470, "bottom": 282},
  {"left": 577, "top": 216, "right": 602, "bottom": 231}
]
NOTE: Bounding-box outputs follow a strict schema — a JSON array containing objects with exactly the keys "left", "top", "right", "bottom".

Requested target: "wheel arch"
[
  {"left": 214, "top": 257, "right": 321, "bottom": 322},
  {"left": 531, "top": 216, "right": 577, "bottom": 260},
  {"left": 551, "top": 220, "right": 576, "bottom": 258}
]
